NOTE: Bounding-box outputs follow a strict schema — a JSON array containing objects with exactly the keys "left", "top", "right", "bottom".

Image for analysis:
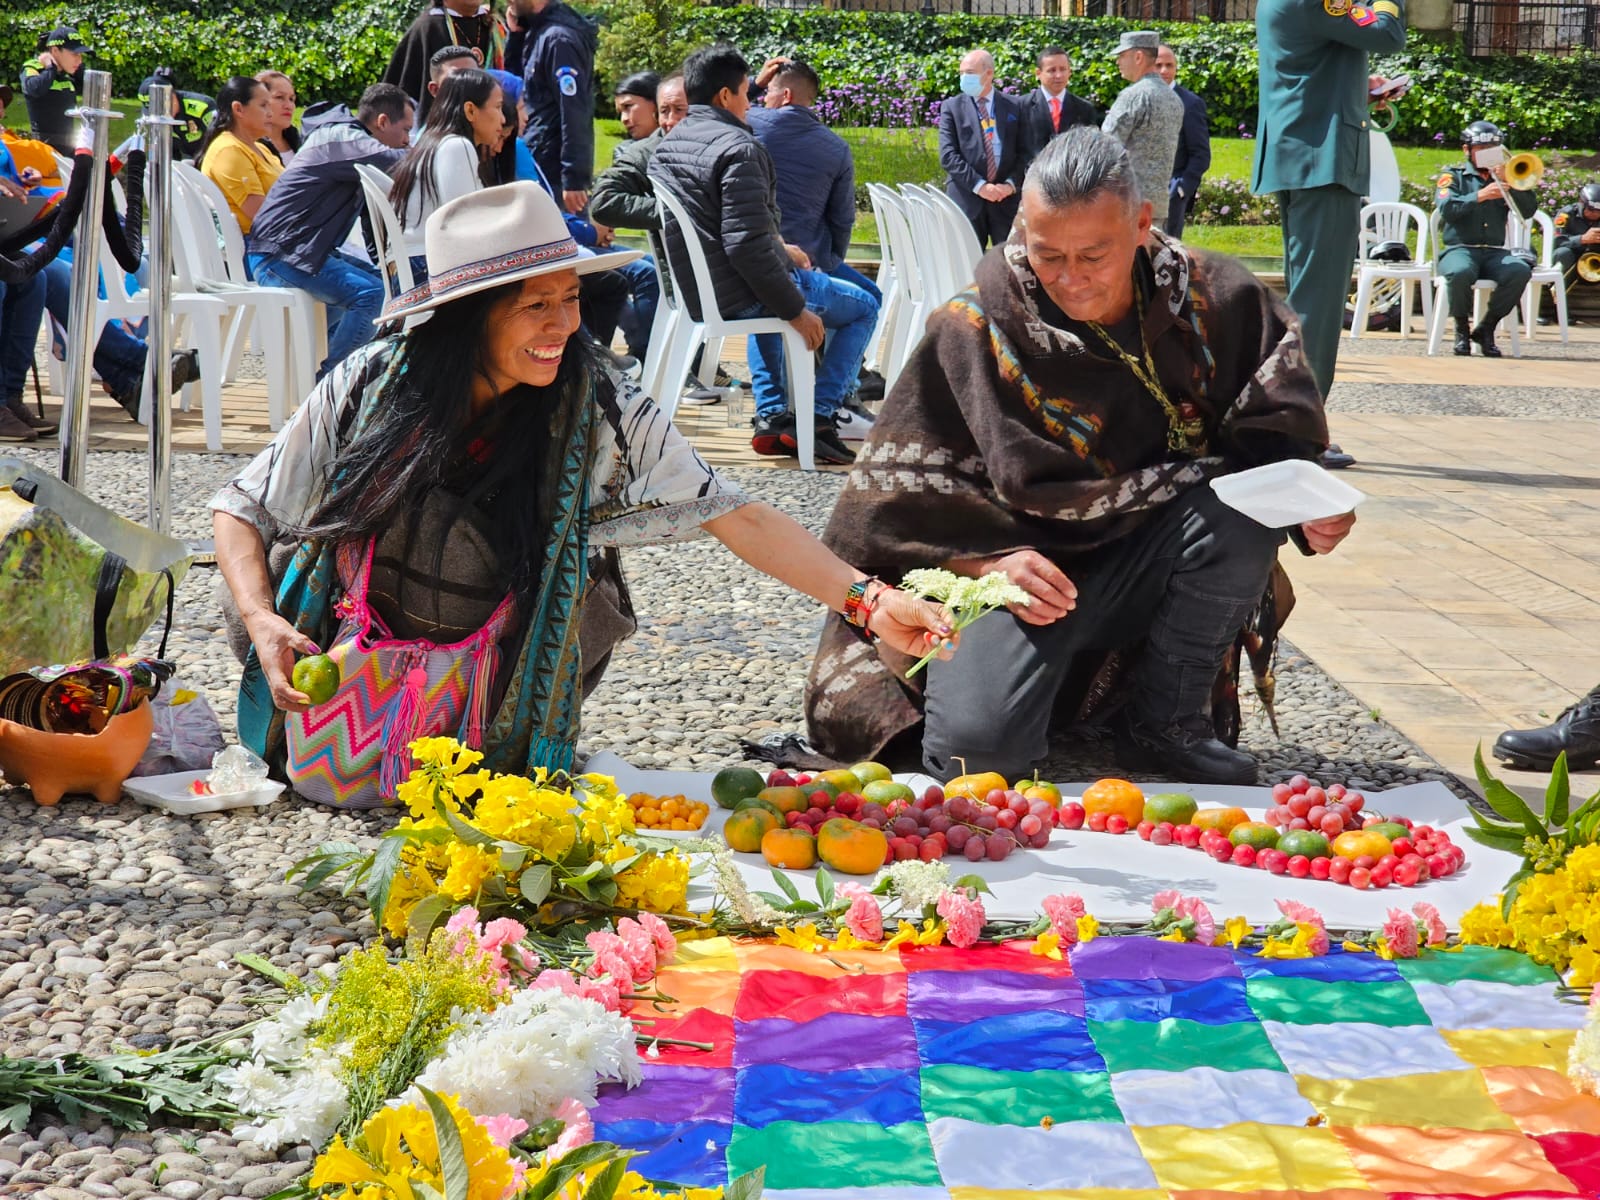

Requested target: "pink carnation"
[
  {"left": 477, "top": 1112, "right": 529, "bottom": 1148},
  {"left": 1175, "top": 897, "right": 1215, "bottom": 947},
  {"left": 577, "top": 975, "right": 622, "bottom": 1012},
  {"left": 1412, "top": 902, "right": 1447, "bottom": 947},
  {"left": 528, "top": 968, "right": 582, "bottom": 996},
  {"left": 614, "top": 918, "right": 662, "bottom": 982},
  {"left": 844, "top": 893, "right": 884, "bottom": 943},
  {"left": 1304, "top": 924, "right": 1330, "bottom": 955},
  {"left": 549, "top": 1098, "right": 594, "bottom": 1160},
  {"left": 936, "top": 889, "right": 987, "bottom": 949},
  {"left": 481, "top": 917, "right": 529, "bottom": 951},
  {"left": 1153, "top": 890, "right": 1182, "bottom": 912},
  {"left": 636, "top": 911, "right": 677, "bottom": 963},
  {"left": 1384, "top": 909, "right": 1420, "bottom": 959},
  {"left": 445, "top": 906, "right": 481, "bottom": 935},
  {"left": 1276, "top": 899, "right": 1326, "bottom": 930},
  {"left": 1042, "top": 894, "right": 1086, "bottom": 944}
]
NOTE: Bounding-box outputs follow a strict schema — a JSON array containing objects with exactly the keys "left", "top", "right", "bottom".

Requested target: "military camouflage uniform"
[{"left": 1102, "top": 73, "right": 1184, "bottom": 213}]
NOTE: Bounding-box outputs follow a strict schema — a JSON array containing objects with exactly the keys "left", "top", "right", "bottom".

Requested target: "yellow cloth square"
[
  {"left": 1333, "top": 1124, "right": 1579, "bottom": 1195},
  {"left": 1296, "top": 1070, "right": 1515, "bottom": 1130},
  {"left": 646, "top": 965, "right": 739, "bottom": 1016},
  {"left": 1132, "top": 1123, "right": 1366, "bottom": 1192},
  {"left": 1482, "top": 1065, "right": 1600, "bottom": 1135},
  {"left": 1442, "top": 1027, "right": 1575, "bottom": 1071}
]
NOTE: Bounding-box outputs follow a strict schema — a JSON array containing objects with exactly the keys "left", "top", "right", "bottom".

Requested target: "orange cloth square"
[
  {"left": 1132, "top": 1123, "right": 1366, "bottom": 1192},
  {"left": 1332, "top": 1124, "right": 1579, "bottom": 1195},
  {"left": 735, "top": 940, "right": 904, "bottom": 976},
  {"left": 647, "top": 965, "right": 739, "bottom": 1016},
  {"left": 1482, "top": 1065, "right": 1600, "bottom": 1136},
  {"left": 1170, "top": 1191, "right": 1385, "bottom": 1200}
]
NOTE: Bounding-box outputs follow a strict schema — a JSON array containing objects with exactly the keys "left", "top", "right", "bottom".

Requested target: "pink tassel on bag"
[
  {"left": 379, "top": 653, "right": 429, "bottom": 797},
  {"left": 463, "top": 636, "right": 499, "bottom": 750}
]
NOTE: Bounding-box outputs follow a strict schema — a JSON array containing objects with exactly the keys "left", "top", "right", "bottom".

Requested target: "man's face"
[
  {"left": 1585, "top": 205, "right": 1600, "bottom": 222},
  {"left": 1156, "top": 47, "right": 1177, "bottom": 85},
  {"left": 429, "top": 56, "right": 476, "bottom": 96},
  {"left": 1116, "top": 49, "right": 1147, "bottom": 83},
  {"left": 615, "top": 92, "right": 657, "bottom": 139},
  {"left": 715, "top": 75, "right": 751, "bottom": 123},
  {"left": 1020, "top": 187, "right": 1151, "bottom": 326},
  {"left": 960, "top": 53, "right": 994, "bottom": 93},
  {"left": 657, "top": 80, "right": 688, "bottom": 132},
  {"left": 1036, "top": 54, "right": 1071, "bottom": 94},
  {"left": 373, "top": 103, "right": 416, "bottom": 148}
]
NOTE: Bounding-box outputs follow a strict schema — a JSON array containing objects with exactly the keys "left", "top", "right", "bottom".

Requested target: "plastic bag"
[{"left": 129, "top": 682, "right": 225, "bottom": 776}]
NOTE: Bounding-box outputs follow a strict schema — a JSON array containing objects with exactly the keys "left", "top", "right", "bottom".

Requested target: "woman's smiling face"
[{"left": 480, "top": 269, "right": 584, "bottom": 395}]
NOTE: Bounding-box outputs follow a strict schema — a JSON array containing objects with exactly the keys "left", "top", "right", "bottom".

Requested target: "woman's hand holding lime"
[
  {"left": 291, "top": 654, "right": 340, "bottom": 706},
  {"left": 245, "top": 611, "right": 322, "bottom": 713}
]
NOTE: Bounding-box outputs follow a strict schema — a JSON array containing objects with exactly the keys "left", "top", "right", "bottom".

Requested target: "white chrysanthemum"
[
  {"left": 900, "top": 568, "right": 960, "bottom": 602},
  {"left": 225, "top": 1049, "right": 348, "bottom": 1151},
  {"left": 710, "top": 849, "right": 785, "bottom": 926},
  {"left": 879, "top": 860, "right": 951, "bottom": 911},
  {"left": 947, "top": 573, "right": 1030, "bottom": 612},
  {"left": 248, "top": 992, "right": 329, "bottom": 1064}
]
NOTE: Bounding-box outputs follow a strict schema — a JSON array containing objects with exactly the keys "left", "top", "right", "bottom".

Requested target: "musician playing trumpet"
[
  {"left": 1552, "top": 182, "right": 1600, "bottom": 313},
  {"left": 1435, "top": 120, "right": 1538, "bottom": 356}
]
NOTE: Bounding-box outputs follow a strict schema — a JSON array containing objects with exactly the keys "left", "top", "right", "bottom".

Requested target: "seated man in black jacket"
[{"left": 649, "top": 44, "right": 878, "bottom": 465}]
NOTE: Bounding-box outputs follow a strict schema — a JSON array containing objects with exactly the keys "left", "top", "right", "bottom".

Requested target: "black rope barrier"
[
  {"left": 102, "top": 149, "right": 146, "bottom": 273},
  {"left": 0, "top": 154, "right": 94, "bottom": 283}
]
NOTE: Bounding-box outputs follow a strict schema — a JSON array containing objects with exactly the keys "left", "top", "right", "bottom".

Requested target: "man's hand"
[
  {"left": 960, "top": 549, "right": 1077, "bottom": 626},
  {"left": 590, "top": 219, "right": 615, "bottom": 247},
  {"left": 1300, "top": 511, "right": 1357, "bottom": 555},
  {"left": 790, "top": 308, "right": 825, "bottom": 351},
  {"left": 1582, "top": 227, "right": 1600, "bottom": 245},
  {"left": 783, "top": 242, "right": 812, "bottom": 270},
  {"left": 1477, "top": 181, "right": 1506, "bottom": 203},
  {"left": 19, "top": 167, "right": 42, "bottom": 187},
  {"left": 976, "top": 183, "right": 1007, "bottom": 203},
  {"left": 756, "top": 56, "right": 791, "bottom": 88},
  {"left": 0, "top": 177, "right": 25, "bottom": 199},
  {"left": 562, "top": 188, "right": 589, "bottom": 214}
]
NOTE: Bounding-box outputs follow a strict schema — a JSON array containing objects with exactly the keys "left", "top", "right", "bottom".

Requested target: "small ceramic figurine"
[{"left": 0, "top": 703, "right": 154, "bottom": 805}]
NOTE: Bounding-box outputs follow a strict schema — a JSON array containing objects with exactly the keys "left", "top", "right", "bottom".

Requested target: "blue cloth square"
[
  {"left": 734, "top": 1065, "right": 923, "bottom": 1128},
  {"left": 1082, "top": 975, "right": 1256, "bottom": 1025},
  {"left": 1233, "top": 947, "right": 1404, "bottom": 983},
  {"left": 914, "top": 1010, "right": 1105, "bottom": 1072},
  {"left": 591, "top": 1119, "right": 729, "bottom": 1187}
]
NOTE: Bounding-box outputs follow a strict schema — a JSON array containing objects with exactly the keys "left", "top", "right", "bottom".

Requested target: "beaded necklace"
[{"left": 1085, "top": 272, "right": 1208, "bottom": 455}]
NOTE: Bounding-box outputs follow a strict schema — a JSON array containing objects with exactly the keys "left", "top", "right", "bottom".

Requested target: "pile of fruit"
[
  {"left": 1072, "top": 775, "right": 1465, "bottom": 890},
  {"left": 626, "top": 792, "right": 709, "bottom": 831},
  {"left": 710, "top": 764, "right": 1062, "bottom": 875}
]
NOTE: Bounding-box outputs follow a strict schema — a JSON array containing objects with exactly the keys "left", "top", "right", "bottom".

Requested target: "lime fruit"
[
  {"left": 291, "top": 653, "right": 340, "bottom": 705},
  {"left": 818, "top": 769, "right": 863, "bottom": 793},
  {"left": 1368, "top": 821, "right": 1410, "bottom": 843},
  {"left": 850, "top": 761, "right": 893, "bottom": 785},
  {"left": 862, "top": 779, "right": 916, "bottom": 805},
  {"left": 1277, "top": 829, "right": 1331, "bottom": 860},
  {"left": 1228, "top": 821, "right": 1281, "bottom": 849},
  {"left": 1143, "top": 792, "right": 1198, "bottom": 825},
  {"left": 712, "top": 766, "right": 767, "bottom": 810}
]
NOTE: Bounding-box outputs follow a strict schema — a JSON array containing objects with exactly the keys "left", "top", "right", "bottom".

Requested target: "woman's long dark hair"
[
  {"left": 389, "top": 68, "right": 499, "bottom": 226},
  {"left": 489, "top": 92, "right": 520, "bottom": 185},
  {"left": 299, "top": 279, "right": 606, "bottom": 606},
  {"left": 196, "top": 76, "right": 267, "bottom": 168}
]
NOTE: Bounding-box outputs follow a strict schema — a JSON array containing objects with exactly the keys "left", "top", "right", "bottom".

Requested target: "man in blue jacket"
[
  {"left": 511, "top": 0, "right": 596, "bottom": 215},
  {"left": 1156, "top": 44, "right": 1211, "bottom": 238}
]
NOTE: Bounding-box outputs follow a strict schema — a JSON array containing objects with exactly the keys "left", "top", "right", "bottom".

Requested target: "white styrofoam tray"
[
  {"left": 588, "top": 752, "right": 1510, "bottom": 930},
  {"left": 1211, "top": 459, "right": 1365, "bottom": 529},
  {"left": 123, "top": 770, "right": 286, "bottom": 816}
]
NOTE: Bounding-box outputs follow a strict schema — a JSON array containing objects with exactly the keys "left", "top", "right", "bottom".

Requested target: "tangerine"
[
  {"left": 725, "top": 806, "right": 782, "bottom": 853},
  {"left": 818, "top": 768, "right": 864, "bottom": 793},
  {"left": 712, "top": 766, "right": 766, "bottom": 810},
  {"left": 946, "top": 770, "right": 1009, "bottom": 800},
  {"left": 1228, "top": 821, "right": 1281, "bottom": 849},
  {"left": 754, "top": 786, "right": 811, "bottom": 815},
  {"left": 850, "top": 761, "right": 893, "bottom": 784},
  {"left": 291, "top": 654, "right": 340, "bottom": 705},
  {"left": 1332, "top": 829, "right": 1393, "bottom": 860},
  {"left": 1192, "top": 806, "right": 1250, "bottom": 834},
  {"left": 816, "top": 817, "right": 890, "bottom": 875},
  {"left": 1082, "top": 778, "right": 1146, "bottom": 824},
  {"left": 762, "top": 827, "right": 818, "bottom": 870}
]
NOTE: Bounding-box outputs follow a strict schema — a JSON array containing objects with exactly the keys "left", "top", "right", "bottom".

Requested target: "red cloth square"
[
  {"left": 1534, "top": 1130, "right": 1600, "bottom": 1193},
  {"left": 734, "top": 968, "right": 907, "bottom": 1023}
]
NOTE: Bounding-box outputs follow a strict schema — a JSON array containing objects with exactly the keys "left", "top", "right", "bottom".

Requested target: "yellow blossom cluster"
[
  {"left": 311, "top": 1091, "right": 517, "bottom": 1200},
  {"left": 1460, "top": 844, "right": 1600, "bottom": 986}
]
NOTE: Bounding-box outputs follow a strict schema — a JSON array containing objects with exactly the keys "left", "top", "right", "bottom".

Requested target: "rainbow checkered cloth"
[{"left": 592, "top": 938, "right": 1600, "bottom": 1197}]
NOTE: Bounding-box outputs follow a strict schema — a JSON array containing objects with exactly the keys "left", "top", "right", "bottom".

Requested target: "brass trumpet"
[
  {"left": 1578, "top": 251, "right": 1600, "bottom": 283},
  {"left": 1502, "top": 152, "right": 1545, "bottom": 190}
]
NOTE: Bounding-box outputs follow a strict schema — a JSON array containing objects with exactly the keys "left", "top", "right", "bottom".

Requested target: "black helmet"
[
  {"left": 1463, "top": 120, "right": 1503, "bottom": 147},
  {"left": 1582, "top": 182, "right": 1600, "bottom": 209},
  {"left": 1367, "top": 240, "right": 1411, "bottom": 262}
]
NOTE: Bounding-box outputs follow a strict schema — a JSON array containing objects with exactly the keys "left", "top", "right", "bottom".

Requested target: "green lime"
[
  {"left": 1277, "top": 830, "right": 1331, "bottom": 860},
  {"left": 1368, "top": 821, "right": 1410, "bottom": 843},
  {"left": 291, "top": 653, "right": 340, "bottom": 705},
  {"left": 712, "top": 766, "right": 767, "bottom": 810},
  {"left": 1228, "top": 821, "right": 1281, "bottom": 850},
  {"left": 1144, "top": 792, "right": 1198, "bottom": 825}
]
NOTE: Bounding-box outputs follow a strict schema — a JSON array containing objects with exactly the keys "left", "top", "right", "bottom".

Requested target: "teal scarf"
[{"left": 239, "top": 352, "right": 595, "bottom": 786}]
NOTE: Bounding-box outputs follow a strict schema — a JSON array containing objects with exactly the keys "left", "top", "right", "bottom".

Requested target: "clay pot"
[{"left": 0, "top": 702, "right": 154, "bottom": 806}]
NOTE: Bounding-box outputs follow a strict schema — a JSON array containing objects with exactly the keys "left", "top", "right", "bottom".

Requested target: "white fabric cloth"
[{"left": 400, "top": 134, "right": 483, "bottom": 257}]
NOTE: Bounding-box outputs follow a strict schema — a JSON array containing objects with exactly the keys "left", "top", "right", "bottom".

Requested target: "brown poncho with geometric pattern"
[{"left": 804, "top": 230, "right": 1329, "bottom": 764}]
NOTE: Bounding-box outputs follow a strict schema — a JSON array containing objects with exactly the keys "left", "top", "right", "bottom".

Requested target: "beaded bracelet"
[{"left": 842, "top": 577, "right": 886, "bottom": 640}]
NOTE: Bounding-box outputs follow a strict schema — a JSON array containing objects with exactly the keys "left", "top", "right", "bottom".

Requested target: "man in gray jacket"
[{"left": 1101, "top": 31, "right": 1183, "bottom": 215}]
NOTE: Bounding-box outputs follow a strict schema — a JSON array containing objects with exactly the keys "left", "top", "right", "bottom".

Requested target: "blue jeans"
[
  {"left": 830, "top": 260, "right": 882, "bottom": 305},
  {"left": 1, "top": 272, "right": 48, "bottom": 401},
  {"left": 247, "top": 249, "right": 385, "bottom": 377},
  {"left": 745, "top": 268, "right": 879, "bottom": 419},
  {"left": 42, "top": 258, "right": 148, "bottom": 397},
  {"left": 612, "top": 254, "right": 659, "bottom": 360}
]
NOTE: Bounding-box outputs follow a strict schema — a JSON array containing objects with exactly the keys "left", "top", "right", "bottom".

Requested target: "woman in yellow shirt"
[{"left": 197, "top": 76, "right": 282, "bottom": 233}]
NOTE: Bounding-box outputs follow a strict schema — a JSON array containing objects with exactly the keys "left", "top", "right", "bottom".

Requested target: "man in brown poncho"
[{"left": 805, "top": 127, "right": 1356, "bottom": 786}]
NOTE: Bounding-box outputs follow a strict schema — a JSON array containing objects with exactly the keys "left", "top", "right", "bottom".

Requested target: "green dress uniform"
[
  {"left": 1434, "top": 164, "right": 1537, "bottom": 329},
  {"left": 1552, "top": 202, "right": 1600, "bottom": 289},
  {"left": 1252, "top": 0, "right": 1406, "bottom": 398}
]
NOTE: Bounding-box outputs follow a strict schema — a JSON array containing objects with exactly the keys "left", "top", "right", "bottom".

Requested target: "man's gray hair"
[{"left": 1023, "top": 125, "right": 1142, "bottom": 209}]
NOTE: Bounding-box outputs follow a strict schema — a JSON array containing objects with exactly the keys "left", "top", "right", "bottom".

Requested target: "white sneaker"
[
  {"left": 832, "top": 406, "right": 875, "bottom": 441},
  {"left": 678, "top": 386, "right": 724, "bottom": 406}
]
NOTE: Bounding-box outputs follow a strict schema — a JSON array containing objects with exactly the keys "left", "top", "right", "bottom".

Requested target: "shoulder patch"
[
  {"left": 1437, "top": 173, "right": 1453, "bottom": 188},
  {"left": 1557, "top": 212, "right": 1569, "bottom": 227},
  {"left": 555, "top": 65, "right": 579, "bottom": 97},
  {"left": 1323, "top": 0, "right": 1351, "bottom": 16},
  {"left": 1349, "top": 5, "right": 1378, "bottom": 24}
]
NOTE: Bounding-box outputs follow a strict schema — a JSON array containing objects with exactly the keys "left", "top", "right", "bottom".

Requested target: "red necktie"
[{"left": 1049, "top": 95, "right": 1061, "bottom": 133}]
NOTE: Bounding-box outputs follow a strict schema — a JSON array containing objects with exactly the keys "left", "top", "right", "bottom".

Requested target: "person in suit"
[
  {"left": 1156, "top": 44, "right": 1210, "bottom": 239},
  {"left": 1017, "top": 47, "right": 1098, "bottom": 181},
  {"left": 938, "top": 49, "right": 1023, "bottom": 250}
]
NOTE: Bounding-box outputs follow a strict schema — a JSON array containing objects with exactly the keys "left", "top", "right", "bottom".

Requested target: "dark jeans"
[
  {"left": 613, "top": 254, "right": 659, "bottom": 360},
  {"left": 1165, "top": 189, "right": 1190, "bottom": 239},
  {"left": 921, "top": 486, "right": 1286, "bottom": 781},
  {"left": 959, "top": 193, "right": 1019, "bottom": 250},
  {"left": 0, "top": 272, "right": 47, "bottom": 401},
  {"left": 247, "top": 249, "right": 385, "bottom": 378},
  {"left": 42, "top": 258, "right": 147, "bottom": 397}
]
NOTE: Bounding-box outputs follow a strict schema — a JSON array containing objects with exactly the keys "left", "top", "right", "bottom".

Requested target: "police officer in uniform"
[
  {"left": 19, "top": 28, "right": 87, "bottom": 156},
  {"left": 1552, "top": 182, "right": 1600, "bottom": 305},
  {"left": 1253, "top": 0, "right": 1405, "bottom": 470},
  {"left": 1435, "top": 121, "right": 1537, "bottom": 357}
]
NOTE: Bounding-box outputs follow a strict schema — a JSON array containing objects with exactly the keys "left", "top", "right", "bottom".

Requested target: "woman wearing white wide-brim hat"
[{"left": 210, "top": 181, "right": 956, "bottom": 799}]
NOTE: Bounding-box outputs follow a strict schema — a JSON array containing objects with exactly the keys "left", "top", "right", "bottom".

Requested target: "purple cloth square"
[
  {"left": 590, "top": 1066, "right": 735, "bottom": 1123},
  {"left": 906, "top": 970, "right": 1086, "bottom": 1022},
  {"left": 733, "top": 1013, "right": 920, "bottom": 1070},
  {"left": 1071, "top": 936, "right": 1242, "bottom": 982}
]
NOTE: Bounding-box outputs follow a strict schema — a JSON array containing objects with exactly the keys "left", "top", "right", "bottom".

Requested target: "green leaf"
[
  {"left": 604, "top": 852, "right": 645, "bottom": 877},
  {"left": 1463, "top": 824, "right": 1529, "bottom": 853},
  {"left": 1473, "top": 744, "right": 1546, "bottom": 838},
  {"left": 771, "top": 870, "right": 801, "bottom": 903},
  {"left": 725, "top": 1165, "right": 768, "bottom": 1200},
  {"left": 418, "top": 1086, "right": 471, "bottom": 1200},
  {"left": 592, "top": 880, "right": 619, "bottom": 906},
  {"left": 953, "top": 873, "right": 993, "bottom": 896},
  {"left": 580, "top": 1155, "right": 629, "bottom": 1200},
  {"left": 233, "top": 953, "right": 296, "bottom": 989},
  {"left": 520, "top": 865, "right": 554, "bottom": 906},
  {"left": 435, "top": 796, "right": 502, "bottom": 849},
  {"left": 1500, "top": 866, "right": 1534, "bottom": 919},
  {"left": 1468, "top": 805, "right": 1523, "bottom": 834},
  {"left": 1545, "top": 752, "right": 1570, "bottom": 829},
  {"left": 0, "top": 1101, "right": 32, "bottom": 1132},
  {"left": 498, "top": 843, "right": 529, "bottom": 874},
  {"left": 815, "top": 867, "right": 836, "bottom": 909},
  {"left": 754, "top": 891, "right": 794, "bottom": 911},
  {"left": 365, "top": 833, "right": 406, "bottom": 930},
  {"left": 405, "top": 895, "right": 454, "bottom": 955}
]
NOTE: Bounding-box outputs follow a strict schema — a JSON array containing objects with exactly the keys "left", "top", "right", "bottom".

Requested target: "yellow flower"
[
  {"left": 380, "top": 860, "right": 439, "bottom": 940},
  {"left": 1342, "top": 939, "right": 1370, "bottom": 954},
  {"left": 438, "top": 842, "right": 500, "bottom": 902},
  {"left": 1570, "top": 943, "right": 1599, "bottom": 988},
  {"left": 1459, "top": 902, "right": 1516, "bottom": 949},
  {"left": 1076, "top": 915, "right": 1100, "bottom": 943},
  {"left": 1159, "top": 929, "right": 1188, "bottom": 943},
  {"left": 829, "top": 928, "right": 876, "bottom": 952},
  {"left": 883, "top": 918, "right": 945, "bottom": 950},
  {"left": 1258, "top": 928, "right": 1314, "bottom": 960},
  {"left": 1220, "top": 915, "right": 1252, "bottom": 950},
  {"left": 613, "top": 849, "right": 691, "bottom": 914},
  {"left": 1373, "top": 936, "right": 1395, "bottom": 960},
  {"left": 774, "top": 922, "right": 829, "bottom": 953},
  {"left": 1031, "top": 931, "right": 1063, "bottom": 960}
]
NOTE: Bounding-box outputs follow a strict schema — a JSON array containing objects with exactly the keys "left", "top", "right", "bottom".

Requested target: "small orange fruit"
[
  {"left": 755, "top": 786, "right": 811, "bottom": 815},
  {"left": 725, "top": 806, "right": 782, "bottom": 853},
  {"left": 816, "top": 817, "right": 889, "bottom": 875},
  {"left": 946, "top": 770, "right": 1010, "bottom": 800},
  {"left": 1332, "top": 829, "right": 1392, "bottom": 860},
  {"left": 1082, "top": 778, "right": 1146, "bottom": 825},
  {"left": 1193, "top": 806, "right": 1250, "bottom": 834},
  {"left": 762, "top": 827, "right": 818, "bottom": 870}
]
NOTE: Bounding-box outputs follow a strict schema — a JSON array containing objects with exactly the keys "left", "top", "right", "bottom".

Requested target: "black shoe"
[
  {"left": 856, "top": 368, "right": 886, "bottom": 403},
  {"left": 1320, "top": 446, "right": 1356, "bottom": 470},
  {"left": 1471, "top": 322, "right": 1502, "bottom": 358},
  {"left": 1453, "top": 319, "right": 1472, "bottom": 356},
  {"left": 110, "top": 349, "right": 202, "bottom": 419},
  {"left": 1493, "top": 685, "right": 1600, "bottom": 771},
  {"left": 5, "top": 396, "right": 56, "bottom": 436},
  {"left": 751, "top": 410, "right": 797, "bottom": 457},
  {"left": 809, "top": 415, "right": 857, "bottom": 466},
  {"left": 1113, "top": 711, "right": 1259, "bottom": 785}
]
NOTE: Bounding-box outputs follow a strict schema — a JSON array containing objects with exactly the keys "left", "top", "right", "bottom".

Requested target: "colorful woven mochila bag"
[{"left": 283, "top": 538, "right": 515, "bottom": 809}]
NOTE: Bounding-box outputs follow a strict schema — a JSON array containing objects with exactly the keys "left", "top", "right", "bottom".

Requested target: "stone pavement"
[{"left": 15, "top": 316, "right": 1600, "bottom": 802}]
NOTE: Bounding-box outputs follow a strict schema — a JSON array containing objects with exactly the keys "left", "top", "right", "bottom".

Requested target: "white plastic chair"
[
  {"left": 867, "top": 184, "right": 926, "bottom": 382},
  {"left": 862, "top": 184, "right": 905, "bottom": 379},
  {"left": 1366, "top": 130, "right": 1402, "bottom": 204},
  {"left": 915, "top": 183, "right": 984, "bottom": 284},
  {"left": 1427, "top": 208, "right": 1523, "bottom": 357},
  {"left": 636, "top": 239, "right": 680, "bottom": 405},
  {"left": 900, "top": 187, "right": 960, "bottom": 309},
  {"left": 1349, "top": 202, "right": 1433, "bottom": 339},
  {"left": 1510, "top": 209, "right": 1570, "bottom": 343},
  {"left": 352, "top": 163, "right": 415, "bottom": 307},
  {"left": 651, "top": 179, "right": 818, "bottom": 469}
]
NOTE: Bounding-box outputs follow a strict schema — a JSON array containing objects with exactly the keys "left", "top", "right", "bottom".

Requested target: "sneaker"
[
  {"left": 679, "top": 384, "right": 724, "bottom": 406},
  {"left": 751, "top": 410, "right": 797, "bottom": 457},
  {"left": 809, "top": 415, "right": 857, "bottom": 465},
  {"left": 833, "top": 404, "right": 875, "bottom": 442},
  {"left": 609, "top": 351, "right": 642, "bottom": 379},
  {"left": 856, "top": 368, "right": 886, "bottom": 403},
  {"left": 0, "top": 406, "right": 39, "bottom": 443},
  {"left": 112, "top": 349, "right": 202, "bottom": 419},
  {"left": 5, "top": 396, "right": 57, "bottom": 436}
]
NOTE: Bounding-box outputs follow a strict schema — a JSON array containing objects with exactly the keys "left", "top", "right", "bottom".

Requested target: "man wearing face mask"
[
  {"left": 1435, "top": 121, "right": 1537, "bottom": 357},
  {"left": 939, "top": 49, "right": 1024, "bottom": 250}
]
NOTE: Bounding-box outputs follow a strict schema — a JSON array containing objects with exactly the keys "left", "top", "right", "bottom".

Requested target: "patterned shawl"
[{"left": 803, "top": 231, "right": 1328, "bottom": 764}]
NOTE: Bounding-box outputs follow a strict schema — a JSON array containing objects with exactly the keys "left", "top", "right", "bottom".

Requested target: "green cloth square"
[
  {"left": 1089, "top": 1017, "right": 1285, "bottom": 1073},
  {"left": 726, "top": 1120, "right": 943, "bottom": 1189},
  {"left": 1396, "top": 945, "right": 1559, "bottom": 986},
  {"left": 1245, "top": 976, "right": 1432, "bottom": 1026},
  {"left": 920, "top": 1064, "right": 1122, "bottom": 1124}
]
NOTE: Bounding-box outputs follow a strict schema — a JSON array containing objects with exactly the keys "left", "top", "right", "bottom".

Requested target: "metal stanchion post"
[
  {"left": 142, "top": 84, "right": 181, "bottom": 535},
  {"left": 57, "top": 69, "right": 115, "bottom": 489}
]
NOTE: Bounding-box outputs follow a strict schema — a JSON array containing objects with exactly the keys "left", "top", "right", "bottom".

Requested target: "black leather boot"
[
  {"left": 1452, "top": 319, "right": 1472, "bottom": 356},
  {"left": 1493, "top": 685, "right": 1600, "bottom": 771},
  {"left": 1113, "top": 711, "right": 1259, "bottom": 785},
  {"left": 1471, "top": 320, "right": 1503, "bottom": 357}
]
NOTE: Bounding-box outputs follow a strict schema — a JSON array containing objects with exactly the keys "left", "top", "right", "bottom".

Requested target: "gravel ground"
[{"left": 0, "top": 446, "right": 1466, "bottom": 1198}]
